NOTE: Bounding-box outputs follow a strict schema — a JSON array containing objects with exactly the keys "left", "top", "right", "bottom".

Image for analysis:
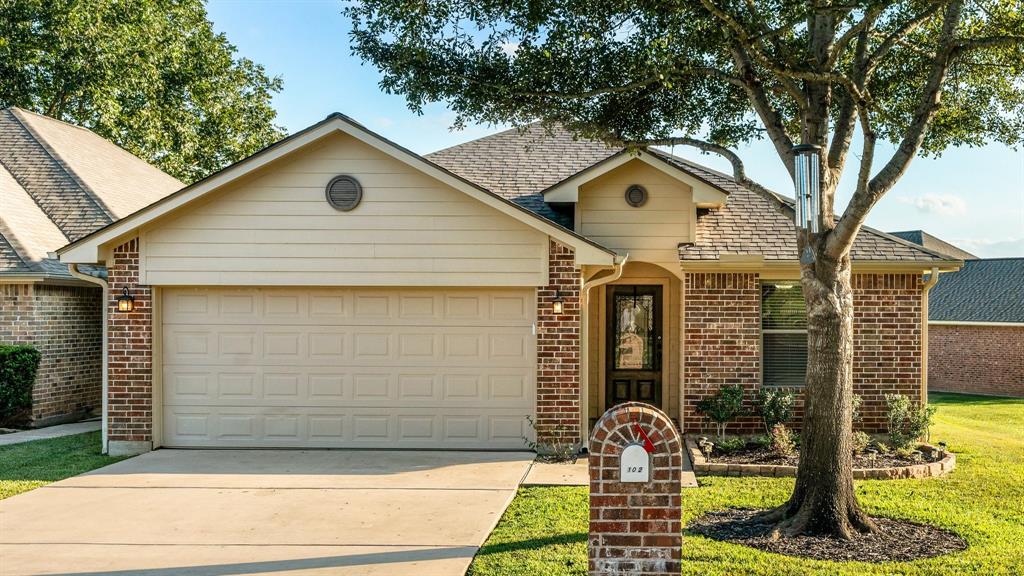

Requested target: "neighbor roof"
[
  {"left": 429, "top": 124, "right": 955, "bottom": 265},
  {"left": 0, "top": 107, "right": 183, "bottom": 279},
  {"left": 889, "top": 230, "right": 978, "bottom": 261},
  {"left": 929, "top": 258, "right": 1024, "bottom": 323}
]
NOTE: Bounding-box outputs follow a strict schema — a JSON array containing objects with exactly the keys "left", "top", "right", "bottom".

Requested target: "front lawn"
[
  {"left": 0, "top": 431, "right": 124, "bottom": 500},
  {"left": 468, "top": 393, "right": 1024, "bottom": 575}
]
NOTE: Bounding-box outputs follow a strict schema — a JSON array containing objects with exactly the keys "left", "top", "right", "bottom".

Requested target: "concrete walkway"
[
  {"left": 0, "top": 420, "right": 100, "bottom": 447},
  {"left": 523, "top": 450, "right": 699, "bottom": 487},
  {"left": 0, "top": 449, "right": 534, "bottom": 576}
]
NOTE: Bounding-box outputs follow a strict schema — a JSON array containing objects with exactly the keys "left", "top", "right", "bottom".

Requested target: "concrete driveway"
[{"left": 0, "top": 449, "right": 534, "bottom": 576}]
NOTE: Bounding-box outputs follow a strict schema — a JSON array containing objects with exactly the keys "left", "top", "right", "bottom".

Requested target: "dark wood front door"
[{"left": 606, "top": 285, "right": 663, "bottom": 408}]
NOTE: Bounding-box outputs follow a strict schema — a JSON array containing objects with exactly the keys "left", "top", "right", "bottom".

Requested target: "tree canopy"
[{"left": 0, "top": 0, "right": 284, "bottom": 183}]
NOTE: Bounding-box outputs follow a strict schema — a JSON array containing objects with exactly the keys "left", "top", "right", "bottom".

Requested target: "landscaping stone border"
[{"left": 685, "top": 436, "right": 956, "bottom": 480}]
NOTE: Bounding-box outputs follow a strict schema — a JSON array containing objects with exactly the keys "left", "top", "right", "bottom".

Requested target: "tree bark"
[{"left": 762, "top": 248, "right": 876, "bottom": 538}]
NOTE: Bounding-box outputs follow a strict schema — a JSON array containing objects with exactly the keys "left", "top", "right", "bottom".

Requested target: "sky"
[{"left": 206, "top": 1, "right": 1024, "bottom": 258}]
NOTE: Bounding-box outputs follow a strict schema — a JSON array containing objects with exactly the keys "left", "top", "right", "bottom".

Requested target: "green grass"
[
  {"left": 0, "top": 431, "right": 124, "bottom": 499},
  {"left": 468, "top": 393, "right": 1024, "bottom": 575}
]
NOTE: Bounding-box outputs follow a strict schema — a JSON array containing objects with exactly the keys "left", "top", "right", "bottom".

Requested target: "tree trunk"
[{"left": 763, "top": 250, "right": 877, "bottom": 539}]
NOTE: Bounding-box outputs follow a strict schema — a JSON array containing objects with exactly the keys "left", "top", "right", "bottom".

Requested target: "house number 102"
[{"left": 620, "top": 444, "right": 651, "bottom": 483}]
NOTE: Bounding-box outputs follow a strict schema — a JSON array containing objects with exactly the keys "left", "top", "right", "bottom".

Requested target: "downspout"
[
  {"left": 579, "top": 253, "right": 629, "bottom": 448},
  {"left": 68, "top": 264, "right": 109, "bottom": 454},
  {"left": 920, "top": 267, "right": 940, "bottom": 407}
]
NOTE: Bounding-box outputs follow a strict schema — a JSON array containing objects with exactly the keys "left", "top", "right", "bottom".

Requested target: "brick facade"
[
  {"left": 929, "top": 324, "right": 1024, "bottom": 398},
  {"left": 106, "top": 238, "right": 153, "bottom": 450},
  {"left": 589, "top": 402, "right": 682, "bottom": 576},
  {"left": 536, "top": 240, "right": 582, "bottom": 445},
  {"left": 0, "top": 282, "right": 102, "bottom": 425},
  {"left": 681, "top": 272, "right": 924, "bottom": 434}
]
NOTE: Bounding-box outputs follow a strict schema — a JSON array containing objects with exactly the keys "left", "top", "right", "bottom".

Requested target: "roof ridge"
[{"left": 9, "top": 108, "right": 116, "bottom": 223}]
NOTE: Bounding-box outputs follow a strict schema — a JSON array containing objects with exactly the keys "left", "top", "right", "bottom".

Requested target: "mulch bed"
[
  {"left": 689, "top": 509, "right": 967, "bottom": 562},
  {"left": 709, "top": 446, "right": 925, "bottom": 469}
]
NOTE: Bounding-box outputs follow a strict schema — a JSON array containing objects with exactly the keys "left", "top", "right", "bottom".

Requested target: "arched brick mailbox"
[{"left": 589, "top": 402, "right": 682, "bottom": 575}]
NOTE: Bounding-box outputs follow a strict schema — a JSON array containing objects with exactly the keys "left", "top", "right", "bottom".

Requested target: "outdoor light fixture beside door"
[
  {"left": 792, "top": 144, "right": 822, "bottom": 264},
  {"left": 116, "top": 287, "right": 135, "bottom": 312},
  {"left": 552, "top": 290, "right": 565, "bottom": 315}
]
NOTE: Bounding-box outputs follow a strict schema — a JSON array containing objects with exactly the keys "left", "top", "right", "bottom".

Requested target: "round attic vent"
[
  {"left": 625, "top": 184, "right": 647, "bottom": 207},
  {"left": 325, "top": 175, "right": 363, "bottom": 211}
]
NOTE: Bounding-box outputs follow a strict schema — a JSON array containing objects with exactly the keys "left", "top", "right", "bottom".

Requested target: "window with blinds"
[{"left": 761, "top": 282, "right": 807, "bottom": 387}]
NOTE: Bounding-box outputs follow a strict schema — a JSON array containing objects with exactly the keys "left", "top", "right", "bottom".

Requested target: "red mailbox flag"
[{"left": 634, "top": 423, "right": 655, "bottom": 453}]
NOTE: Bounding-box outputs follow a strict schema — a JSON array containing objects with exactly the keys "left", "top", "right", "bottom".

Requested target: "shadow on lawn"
[{"left": 475, "top": 532, "right": 587, "bottom": 557}]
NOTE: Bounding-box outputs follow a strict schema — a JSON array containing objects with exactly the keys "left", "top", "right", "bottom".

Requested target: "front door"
[{"left": 606, "top": 285, "right": 663, "bottom": 408}]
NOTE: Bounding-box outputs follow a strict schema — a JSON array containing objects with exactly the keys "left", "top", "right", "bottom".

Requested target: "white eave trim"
[
  {"left": 57, "top": 114, "right": 616, "bottom": 267},
  {"left": 929, "top": 320, "right": 1024, "bottom": 327},
  {"left": 542, "top": 150, "right": 728, "bottom": 207}
]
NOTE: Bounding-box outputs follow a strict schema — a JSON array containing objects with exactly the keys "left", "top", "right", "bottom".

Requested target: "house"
[
  {"left": 890, "top": 230, "right": 979, "bottom": 261},
  {"left": 0, "top": 107, "right": 182, "bottom": 426},
  {"left": 56, "top": 115, "right": 960, "bottom": 456}
]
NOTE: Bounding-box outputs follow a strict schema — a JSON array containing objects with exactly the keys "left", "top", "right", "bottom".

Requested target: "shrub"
[
  {"left": 852, "top": 394, "right": 863, "bottom": 424},
  {"left": 0, "top": 344, "right": 41, "bottom": 425},
  {"left": 696, "top": 384, "right": 746, "bottom": 439},
  {"left": 852, "top": 431, "right": 871, "bottom": 455},
  {"left": 885, "top": 394, "right": 937, "bottom": 450},
  {"left": 770, "top": 423, "right": 796, "bottom": 457},
  {"left": 715, "top": 436, "right": 746, "bottom": 454},
  {"left": 523, "top": 415, "right": 577, "bottom": 462},
  {"left": 754, "top": 388, "right": 794, "bottom": 433}
]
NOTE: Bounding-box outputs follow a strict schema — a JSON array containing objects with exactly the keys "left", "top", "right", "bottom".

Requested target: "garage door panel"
[
  {"left": 163, "top": 406, "right": 534, "bottom": 448},
  {"left": 162, "top": 287, "right": 535, "bottom": 449},
  {"left": 163, "top": 287, "right": 531, "bottom": 326},
  {"left": 165, "top": 367, "right": 532, "bottom": 407}
]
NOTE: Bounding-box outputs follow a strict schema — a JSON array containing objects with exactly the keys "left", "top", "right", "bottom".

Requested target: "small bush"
[
  {"left": 852, "top": 430, "right": 871, "bottom": 455},
  {"left": 696, "top": 384, "right": 746, "bottom": 439},
  {"left": 885, "top": 393, "right": 937, "bottom": 450},
  {"left": 715, "top": 436, "right": 746, "bottom": 454},
  {"left": 770, "top": 423, "right": 796, "bottom": 457},
  {"left": 523, "top": 415, "right": 577, "bottom": 462},
  {"left": 754, "top": 388, "right": 794, "bottom": 433},
  {"left": 0, "top": 344, "right": 41, "bottom": 425},
  {"left": 852, "top": 394, "right": 863, "bottom": 424},
  {"left": 750, "top": 434, "right": 771, "bottom": 449}
]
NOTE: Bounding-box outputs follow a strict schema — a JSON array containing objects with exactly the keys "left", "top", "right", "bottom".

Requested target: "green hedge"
[{"left": 0, "top": 344, "right": 41, "bottom": 424}]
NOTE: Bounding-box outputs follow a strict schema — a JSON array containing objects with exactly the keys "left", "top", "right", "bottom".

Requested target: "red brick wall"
[
  {"left": 0, "top": 283, "right": 102, "bottom": 425},
  {"left": 929, "top": 324, "right": 1024, "bottom": 398},
  {"left": 681, "top": 272, "right": 924, "bottom": 434},
  {"left": 107, "top": 238, "right": 153, "bottom": 444},
  {"left": 852, "top": 274, "right": 923, "bottom": 430},
  {"left": 536, "top": 241, "right": 581, "bottom": 444}
]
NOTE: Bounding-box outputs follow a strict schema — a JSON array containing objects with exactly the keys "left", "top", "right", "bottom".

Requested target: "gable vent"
[
  {"left": 625, "top": 184, "right": 647, "bottom": 207},
  {"left": 325, "top": 175, "right": 363, "bottom": 211}
]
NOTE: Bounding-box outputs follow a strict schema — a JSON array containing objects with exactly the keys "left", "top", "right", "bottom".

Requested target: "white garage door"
[{"left": 160, "top": 287, "right": 536, "bottom": 449}]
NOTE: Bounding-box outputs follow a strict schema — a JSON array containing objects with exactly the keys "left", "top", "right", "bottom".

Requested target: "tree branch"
[
  {"left": 730, "top": 46, "right": 797, "bottom": 175},
  {"left": 827, "top": 0, "right": 965, "bottom": 259},
  {"left": 864, "top": 1, "right": 947, "bottom": 77}
]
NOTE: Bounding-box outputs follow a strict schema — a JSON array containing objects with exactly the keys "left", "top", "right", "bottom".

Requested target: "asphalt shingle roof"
[
  {"left": 429, "top": 124, "right": 951, "bottom": 263},
  {"left": 929, "top": 258, "right": 1024, "bottom": 323},
  {"left": 889, "top": 230, "right": 978, "bottom": 261},
  {"left": 0, "top": 107, "right": 182, "bottom": 279}
]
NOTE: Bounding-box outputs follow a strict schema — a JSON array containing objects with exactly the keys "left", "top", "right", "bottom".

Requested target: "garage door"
[{"left": 160, "top": 287, "right": 536, "bottom": 449}]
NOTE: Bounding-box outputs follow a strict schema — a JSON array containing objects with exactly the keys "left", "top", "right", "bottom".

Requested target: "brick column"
[
  {"left": 107, "top": 238, "right": 153, "bottom": 455},
  {"left": 589, "top": 402, "right": 682, "bottom": 575},
  {"left": 536, "top": 240, "right": 581, "bottom": 446}
]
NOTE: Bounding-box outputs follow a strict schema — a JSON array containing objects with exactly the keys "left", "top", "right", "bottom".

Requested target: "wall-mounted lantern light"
[
  {"left": 116, "top": 287, "right": 135, "bottom": 312},
  {"left": 552, "top": 290, "right": 565, "bottom": 315}
]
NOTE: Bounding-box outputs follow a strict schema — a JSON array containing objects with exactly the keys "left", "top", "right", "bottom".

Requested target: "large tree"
[
  {"left": 0, "top": 0, "right": 284, "bottom": 182},
  {"left": 347, "top": 0, "right": 1024, "bottom": 538}
]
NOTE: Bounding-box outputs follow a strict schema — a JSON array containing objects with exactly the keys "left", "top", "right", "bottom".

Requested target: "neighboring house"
[
  {"left": 890, "top": 230, "right": 979, "bottom": 261},
  {"left": 0, "top": 107, "right": 182, "bottom": 426},
  {"left": 57, "top": 115, "right": 959, "bottom": 456}
]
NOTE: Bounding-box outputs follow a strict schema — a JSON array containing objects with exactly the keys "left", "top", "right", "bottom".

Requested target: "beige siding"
[
  {"left": 141, "top": 132, "right": 549, "bottom": 286},
  {"left": 577, "top": 159, "right": 693, "bottom": 266}
]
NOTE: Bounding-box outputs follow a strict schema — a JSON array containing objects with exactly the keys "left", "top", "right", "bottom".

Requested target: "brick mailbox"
[{"left": 589, "top": 401, "right": 682, "bottom": 575}]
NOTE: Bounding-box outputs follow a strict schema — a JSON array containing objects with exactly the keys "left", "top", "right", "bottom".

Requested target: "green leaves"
[{"left": 0, "top": 0, "right": 284, "bottom": 183}]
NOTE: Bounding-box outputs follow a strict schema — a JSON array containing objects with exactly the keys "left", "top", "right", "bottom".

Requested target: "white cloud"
[
  {"left": 500, "top": 42, "right": 520, "bottom": 57},
  {"left": 897, "top": 193, "right": 968, "bottom": 216},
  {"left": 374, "top": 117, "right": 395, "bottom": 128},
  {"left": 953, "top": 237, "right": 1024, "bottom": 258}
]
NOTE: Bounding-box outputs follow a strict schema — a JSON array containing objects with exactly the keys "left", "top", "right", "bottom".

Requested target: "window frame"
[{"left": 760, "top": 280, "right": 808, "bottom": 388}]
